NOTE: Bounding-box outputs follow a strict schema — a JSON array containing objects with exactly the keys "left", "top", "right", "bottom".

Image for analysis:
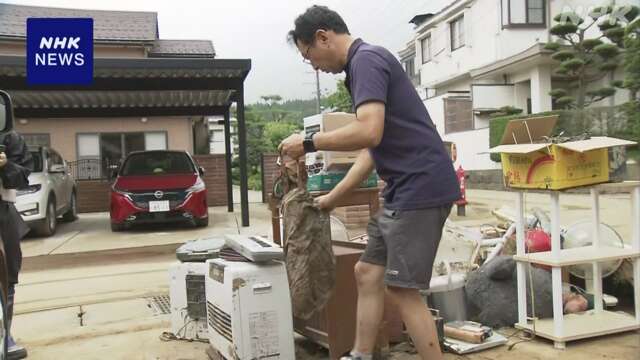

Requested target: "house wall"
[
  {"left": 444, "top": 127, "right": 500, "bottom": 171},
  {"left": 424, "top": 93, "right": 499, "bottom": 171},
  {"left": 15, "top": 116, "right": 193, "bottom": 161},
  {"left": 425, "top": 94, "right": 447, "bottom": 135}
]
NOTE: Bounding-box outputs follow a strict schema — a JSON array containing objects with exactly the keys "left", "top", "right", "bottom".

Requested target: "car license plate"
[{"left": 149, "top": 200, "right": 170, "bottom": 212}]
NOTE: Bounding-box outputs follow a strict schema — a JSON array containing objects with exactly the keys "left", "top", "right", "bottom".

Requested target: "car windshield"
[
  {"left": 120, "top": 152, "right": 195, "bottom": 176},
  {"left": 30, "top": 151, "right": 44, "bottom": 172}
]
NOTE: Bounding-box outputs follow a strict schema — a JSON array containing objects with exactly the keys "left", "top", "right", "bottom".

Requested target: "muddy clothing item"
[
  {"left": 344, "top": 39, "right": 460, "bottom": 210},
  {"left": 465, "top": 255, "right": 553, "bottom": 328},
  {"left": 361, "top": 205, "right": 451, "bottom": 289},
  {"left": 278, "top": 161, "right": 335, "bottom": 320}
]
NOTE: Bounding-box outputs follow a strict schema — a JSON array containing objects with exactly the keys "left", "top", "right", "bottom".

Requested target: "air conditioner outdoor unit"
[
  {"left": 205, "top": 258, "right": 295, "bottom": 360},
  {"left": 168, "top": 261, "right": 209, "bottom": 341}
]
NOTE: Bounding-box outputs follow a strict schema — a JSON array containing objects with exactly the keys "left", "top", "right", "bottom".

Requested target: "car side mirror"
[
  {"left": 0, "top": 90, "right": 15, "bottom": 134},
  {"left": 111, "top": 169, "right": 118, "bottom": 179},
  {"left": 49, "top": 164, "right": 66, "bottom": 173},
  {"left": 198, "top": 166, "right": 205, "bottom": 176}
]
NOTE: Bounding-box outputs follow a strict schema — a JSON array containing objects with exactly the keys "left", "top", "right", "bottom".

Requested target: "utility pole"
[{"left": 315, "top": 70, "right": 321, "bottom": 114}]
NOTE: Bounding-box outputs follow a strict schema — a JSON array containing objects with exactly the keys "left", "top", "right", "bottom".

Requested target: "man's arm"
[
  {"left": 315, "top": 149, "right": 375, "bottom": 210},
  {"left": 278, "top": 101, "right": 385, "bottom": 158}
]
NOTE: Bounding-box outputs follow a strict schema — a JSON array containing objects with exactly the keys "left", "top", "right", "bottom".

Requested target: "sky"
[{"left": 4, "top": 0, "right": 453, "bottom": 103}]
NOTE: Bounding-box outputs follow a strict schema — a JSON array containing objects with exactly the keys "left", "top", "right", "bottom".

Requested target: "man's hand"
[
  {"left": 314, "top": 193, "right": 337, "bottom": 211},
  {"left": 0, "top": 152, "right": 7, "bottom": 169},
  {"left": 278, "top": 133, "right": 305, "bottom": 160}
]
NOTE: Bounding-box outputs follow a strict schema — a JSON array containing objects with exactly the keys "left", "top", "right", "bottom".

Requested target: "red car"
[{"left": 110, "top": 150, "right": 209, "bottom": 232}]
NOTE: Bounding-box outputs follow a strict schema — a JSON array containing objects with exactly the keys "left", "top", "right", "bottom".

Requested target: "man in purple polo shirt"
[{"left": 280, "top": 6, "right": 460, "bottom": 360}]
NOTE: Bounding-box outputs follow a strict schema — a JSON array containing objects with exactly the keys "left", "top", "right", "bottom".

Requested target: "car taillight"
[{"left": 186, "top": 177, "right": 205, "bottom": 193}]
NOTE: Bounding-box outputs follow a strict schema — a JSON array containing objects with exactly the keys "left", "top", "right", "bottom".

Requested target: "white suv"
[{"left": 15, "top": 147, "right": 78, "bottom": 236}]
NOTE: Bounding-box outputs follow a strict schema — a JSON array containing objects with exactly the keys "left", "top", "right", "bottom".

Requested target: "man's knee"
[{"left": 354, "top": 261, "right": 384, "bottom": 288}]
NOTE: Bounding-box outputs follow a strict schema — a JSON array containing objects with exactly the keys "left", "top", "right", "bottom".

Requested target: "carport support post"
[
  {"left": 236, "top": 85, "right": 250, "bottom": 226},
  {"left": 224, "top": 108, "right": 234, "bottom": 213}
]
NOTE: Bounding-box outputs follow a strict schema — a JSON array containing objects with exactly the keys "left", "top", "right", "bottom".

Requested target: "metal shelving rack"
[{"left": 512, "top": 182, "right": 640, "bottom": 349}]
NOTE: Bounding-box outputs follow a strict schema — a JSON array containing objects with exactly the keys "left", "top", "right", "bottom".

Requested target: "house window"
[
  {"left": 502, "top": 0, "right": 546, "bottom": 27},
  {"left": 145, "top": 132, "right": 167, "bottom": 150},
  {"left": 421, "top": 35, "right": 432, "bottom": 63},
  {"left": 75, "top": 132, "right": 167, "bottom": 179},
  {"left": 404, "top": 58, "right": 415, "bottom": 76},
  {"left": 444, "top": 98, "right": 473, "bottom": 133},
  {"left": 450, "top": 17, "right": 465, "bottom": 51},
  {"left": 22, "top": 133, "right": 51, "bottom": 147},
  {"left": 527, "top": 0, "right": 544, "bottom": 24}
]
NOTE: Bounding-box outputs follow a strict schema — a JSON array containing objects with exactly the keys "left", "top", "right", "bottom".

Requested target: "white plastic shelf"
[
  {"left": 515, "top": 310, "right": 640, "bottom": 343},
  {"left": 513, "top": 182, "right": 640, "bottom": 349},
  {"left": 513, "top": 246, "right": 640, "bottom": 267}
]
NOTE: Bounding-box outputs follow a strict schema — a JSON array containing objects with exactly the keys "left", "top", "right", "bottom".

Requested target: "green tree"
[
  {"left": 263, "top": 121, "right": 301, "bottom": 150},
  {"left": 325, "top": 80, "right": 353, "bottom": 112},
  {"left": 623, "top": 14, "right": 640, "bottom": 101},
  {"left": 622, "top": 16, "right": 640, "bottom": 145},
  {"left": 545, "top": 5, "right": 639, "bottom": 110}
]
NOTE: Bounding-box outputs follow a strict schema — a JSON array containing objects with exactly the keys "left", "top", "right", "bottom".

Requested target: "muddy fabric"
[
  {"left": 279, "top": 164, "right": 335, "bottom": 320},
  {"left": 465, "top": 256, "right": 553, "bottom": 328}
]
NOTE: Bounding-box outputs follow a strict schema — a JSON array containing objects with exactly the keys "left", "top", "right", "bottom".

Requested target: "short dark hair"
[{"left": 287, "top": 5, "right": 350, "bottom": 45}]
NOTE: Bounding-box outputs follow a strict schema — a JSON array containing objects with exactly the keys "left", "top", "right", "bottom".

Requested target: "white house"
[{"left": 400, "top": 0, "right": 634, "bottom": 171}]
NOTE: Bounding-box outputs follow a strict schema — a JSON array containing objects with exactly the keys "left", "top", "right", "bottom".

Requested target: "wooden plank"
[
  {"left": 513, "top": 246, "right": 640, "bottom": 266},
  {"left": 515, "top": 310, "right": 639, "bottom": 342}
]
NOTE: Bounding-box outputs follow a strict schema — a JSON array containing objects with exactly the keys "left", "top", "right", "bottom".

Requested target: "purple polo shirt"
[{"left": 344, "top": 38, "right": 461, "bottom": 209}]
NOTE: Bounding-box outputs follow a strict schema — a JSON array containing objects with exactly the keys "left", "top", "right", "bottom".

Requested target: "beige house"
[
  {"left": 0, "top": 3, "right": 216, "bottom": 166},
  {"left": 0, "top": 3, "right": 254, "bottom": 225}
]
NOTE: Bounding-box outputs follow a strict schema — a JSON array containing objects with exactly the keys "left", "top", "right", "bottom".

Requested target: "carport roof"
[{"left": 0, "top": 55, "right": 250, "bottom": 117}]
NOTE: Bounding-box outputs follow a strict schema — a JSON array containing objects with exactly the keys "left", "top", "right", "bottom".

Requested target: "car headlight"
[
  {"left": 186, "top": 178, "right": 205, "bottom": 193},
  {"left": 112, "top": 187, "right": 133, "bottom": 200},
  {"left": 17, "top": 184, "right": 41, "bottom": 196}
]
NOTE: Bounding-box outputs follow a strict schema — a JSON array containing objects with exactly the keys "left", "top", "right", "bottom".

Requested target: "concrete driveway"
[{"left": 21, "top": 203, "right": 272, "bottom": 257}]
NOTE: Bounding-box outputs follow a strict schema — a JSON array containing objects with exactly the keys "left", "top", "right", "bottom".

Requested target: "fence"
[{"left": 68, "top": 158, "right": 121, "bottom": 181}]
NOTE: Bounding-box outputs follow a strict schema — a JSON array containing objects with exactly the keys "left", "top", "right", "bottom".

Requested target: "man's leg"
[
  {"left": 352, "top": 261, "right": 386, "bottom": 355},
  {"left": 388, "top": 286, "right": 442, "bottom": 360}
]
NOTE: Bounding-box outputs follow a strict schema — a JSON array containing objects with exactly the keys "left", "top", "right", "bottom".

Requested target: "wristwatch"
[{"left": 303, "top": 132, "right": 317, "bottom": 153}]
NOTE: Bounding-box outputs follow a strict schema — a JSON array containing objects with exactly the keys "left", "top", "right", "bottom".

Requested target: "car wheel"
[
  {"left": 62, "top": 191, "right": 78, "bottom": 222},
  {"left": 36, "top": 197, "right": 57, "bottom": 237},
  {"left": 194, "top": 217, "right": 209, "bottom": 228},
  {"left": 0, "top": 286, "right": 7, "bottom": 360},
  {"left": 111, "top": 223, "right": 125, "bottom": 232}
]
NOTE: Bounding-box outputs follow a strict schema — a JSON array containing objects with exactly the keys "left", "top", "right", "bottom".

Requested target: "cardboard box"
[
  {"left": 307, "top": 171, "right": 379, "bottom": 192},
  {"left": 488, "top": 115, "right": 637, "bottom": 190},
  {"left": 304, "top": 112, "right": 360, "bottom": 170}
]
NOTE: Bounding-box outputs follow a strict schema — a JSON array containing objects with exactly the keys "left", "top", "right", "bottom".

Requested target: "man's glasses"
[{"left": 302, "top": 44, "right": 313, "bottom": 65}]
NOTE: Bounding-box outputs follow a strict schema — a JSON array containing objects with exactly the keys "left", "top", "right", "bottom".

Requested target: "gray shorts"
[{"left": 361, "top": 204, "right": 452, "bottom": 289}]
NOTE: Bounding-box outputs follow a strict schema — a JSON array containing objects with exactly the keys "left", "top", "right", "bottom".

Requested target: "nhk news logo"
[{"left": 27, "top": 18, "right": 93, "bottom": 85}]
